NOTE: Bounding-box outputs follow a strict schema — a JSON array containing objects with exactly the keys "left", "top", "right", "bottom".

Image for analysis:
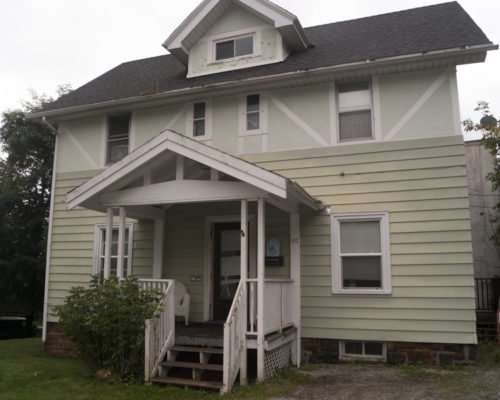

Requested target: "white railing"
[
  {"left": 247, "top": 279, "right": 294, "bottom": 335},
  {"left": 144, "top": 279, "right": 175, "bottom": 382},
  {"left": 222, "top": 280, "right": 246, "bottom": 393}
]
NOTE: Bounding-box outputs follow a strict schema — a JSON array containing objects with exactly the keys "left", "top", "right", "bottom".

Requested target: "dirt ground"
[{"left": 272, "top": 364, "right": 500, "bottom": 400}]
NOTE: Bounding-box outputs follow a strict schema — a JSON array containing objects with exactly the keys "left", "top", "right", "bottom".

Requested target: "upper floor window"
[
  {"left": 246, "top": 94, "right": 260, "bottom": 131},
  {"left": 187, "top": 100, "right": 212, "bottom": 140},
  {"left": 337, "top": 81, "right": 372, "bottom": 142},
  {"left": 193, "top": 102, "right": 206, "bottom": 137},
  {"left": 331, "top": 212, "right": 391, "bottom": 295},
  {"left": 94, "top": 223, "right": 133, "bottom": 278},
  {"left": 239, "top": 93, "right": 267, "bottom": 136},
  {"left": 107, "top": 114, "right": 130, "bottom": 164},
  {"left": 215, "top": 35, "right": 254, "bottom": 61}
]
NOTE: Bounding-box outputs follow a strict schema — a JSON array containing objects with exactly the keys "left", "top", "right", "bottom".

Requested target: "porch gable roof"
[{"left": 65, "top": 130, "right": 321, "bottom": 213}]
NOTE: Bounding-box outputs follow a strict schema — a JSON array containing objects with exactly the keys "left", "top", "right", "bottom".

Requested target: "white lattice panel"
[{"left": 264, "top": 342, "right": 291, "bottom": 378}]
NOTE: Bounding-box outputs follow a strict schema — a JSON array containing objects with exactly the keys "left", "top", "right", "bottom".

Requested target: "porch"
[{"left": 65, "top": 131, "right": 322, "bottom": 393}]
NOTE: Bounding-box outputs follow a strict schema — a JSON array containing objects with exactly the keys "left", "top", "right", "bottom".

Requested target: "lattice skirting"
[{"left": 264, "top": 342, "right": 292, "bottom": 378}]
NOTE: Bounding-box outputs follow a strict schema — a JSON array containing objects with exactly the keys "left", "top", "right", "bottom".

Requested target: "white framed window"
[
  {"left": 215, "top": 35, "right": 254, "bottom": 61},
  {"left": 186, "top": 100, "right": 212, "bottom": 140},
  {"left": 340, "top": 341, "right": 386, "bottom": 361},
  {"left": 337, "top": 81, "right": 373, "bottom": 142},
  {"left": 106, "top": 114, "right": 130, "bottom": 164},
  {"left": 239, "top": 93, "right": 267, "bottom": 135},
  {"left": 331, "top": 212, "right": 391, "bottom": 295},
  {"left": 93, "top": 223, "right": 133, "bottom": 277}
]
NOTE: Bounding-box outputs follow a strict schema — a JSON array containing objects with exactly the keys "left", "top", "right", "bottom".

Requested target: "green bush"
[{"left": 54, "top": 275, "right": 163, "bottom": 380}]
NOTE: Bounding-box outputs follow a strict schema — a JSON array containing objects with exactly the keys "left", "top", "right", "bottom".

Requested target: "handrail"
[
  {"left": 144, "top": 279, "right": 175, "bottom": 381},
  {"left": 222, "top": 280, "right": 246, "bottom": 393}
]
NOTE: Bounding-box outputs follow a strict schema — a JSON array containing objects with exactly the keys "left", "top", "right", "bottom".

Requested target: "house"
[
  {"left": 30, "top": 0, "right": 497, "bottom": 392},
  {"left": 465, "top": 140, "right": 500, "bottom": 339}
]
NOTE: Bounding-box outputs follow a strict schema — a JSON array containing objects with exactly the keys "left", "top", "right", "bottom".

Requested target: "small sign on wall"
[{"left": 265, "top": 237, "right": 284, "bottom": 266}]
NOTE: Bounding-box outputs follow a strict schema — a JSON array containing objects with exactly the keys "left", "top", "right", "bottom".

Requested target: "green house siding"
[
  {"left": 244, "top": 135, "right": 476, "bottom": 345},
  {"left": 47, "top": 170, "right": 155, "bottom": 322}
]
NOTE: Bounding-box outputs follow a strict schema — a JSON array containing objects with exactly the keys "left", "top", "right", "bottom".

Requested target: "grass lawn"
[{"left": 0, "top": 338, "right": 308, "bottom": 400}]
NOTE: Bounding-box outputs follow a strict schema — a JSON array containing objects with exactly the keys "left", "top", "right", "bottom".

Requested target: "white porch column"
[
  {"left": 104, "top": 207, "right": 114, "bottom": 279},
  {"left": 153, "top": 217, "right": 165, "bottom": 279},
  {"left": 240, "top": 199, "right": 248, "bottom": 385},
  {"left": 290, "top": 213, "right": 301, "bottom": 366},
  {"left": 257, "top": 198, "right": 265, "bottom": 381},
  {"left": 117, "top": 207, "right": 126, "bottom": 278}
]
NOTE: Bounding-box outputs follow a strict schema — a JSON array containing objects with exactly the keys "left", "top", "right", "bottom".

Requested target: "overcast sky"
[{"left": 1, "top": 0, "right": 498, "bottom": 140}]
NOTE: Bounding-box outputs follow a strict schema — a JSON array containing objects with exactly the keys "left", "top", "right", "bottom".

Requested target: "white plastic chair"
[{"left": 174, "top": 281, "right": 191, "bottom": 325}]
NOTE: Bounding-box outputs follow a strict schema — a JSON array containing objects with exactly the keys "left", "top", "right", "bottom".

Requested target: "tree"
[
  {"left": 0, "top": 85, "right": 71, "bottom": 320},
  {"left": 463, "top": 101, "right": 500, "bottom": 247}
]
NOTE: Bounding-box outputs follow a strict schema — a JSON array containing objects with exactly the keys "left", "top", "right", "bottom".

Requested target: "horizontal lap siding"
[
  {"left": 47, "top": 170, "right": 154, "bottom": 322},
  {"left": 244, "top": 136, "right": 476, "bottom": 344}
]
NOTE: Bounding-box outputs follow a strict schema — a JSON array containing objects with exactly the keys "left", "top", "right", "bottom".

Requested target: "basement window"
[{"left": 340, "top": 341, "right": 386, "bottom": 360}]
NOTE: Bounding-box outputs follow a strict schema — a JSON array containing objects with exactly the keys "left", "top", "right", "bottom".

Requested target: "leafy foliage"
[
  {"left": 463, "top": 101, "right": 500, "bottom": 247},
  {"left": 0, "top": 87, "right": 69, "bottom": 319},
  {"left": 54, "top": 275, "right": 163, "bottom": 379}
]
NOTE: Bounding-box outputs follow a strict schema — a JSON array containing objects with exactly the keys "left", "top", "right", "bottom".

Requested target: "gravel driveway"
[{"left": 272, "top": 364, "right": 500, "bottom": 400}]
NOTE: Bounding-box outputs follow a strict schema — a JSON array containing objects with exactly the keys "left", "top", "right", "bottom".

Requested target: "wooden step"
[
  {"left": 151, "top": 376, "right": 222, "bottom": 390},
  {"left": 169, "top": 345, "right": 223, "bottom": 354},
  {"left": 161, "top": 360, "right": 223, "bottom": 371}
]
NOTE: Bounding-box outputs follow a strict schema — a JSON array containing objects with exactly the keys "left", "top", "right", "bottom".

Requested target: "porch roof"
[{"left": 65, "top": 130, "right": 322, "bottom": 216}]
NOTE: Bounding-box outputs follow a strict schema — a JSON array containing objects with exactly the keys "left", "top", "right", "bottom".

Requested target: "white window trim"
[
  {"left": 207, "top": 26, "right": 263, "bottom": 65},
  {"left": 93, "top": 222, "right": 134, "bottom": 277},
  {"left": 186, "top": 100, "right": 212, "bottom": 141},
  {"left": 339, "top": 340, "right": 387, "bottom": 361},
  {"left": 330, "top": 211, "right": 392, "bottom": 295},
  {"left": 105, "top": 114, "right": 131, "bottom": 165},
  {"left": 238, "top": 93, "right": 268, "bottom": 136},
  {"left": 329, "top": 78, "right": 382, "bottom": 146}
]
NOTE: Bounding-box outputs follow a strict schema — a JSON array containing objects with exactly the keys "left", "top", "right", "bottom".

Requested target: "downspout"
[{"left": 41, "top": 116, "right": 59, "bottom": 342}]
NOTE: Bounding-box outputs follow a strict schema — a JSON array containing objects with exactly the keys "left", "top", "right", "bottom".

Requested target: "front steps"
[
  {"left": 476, "top": 312, "right": 498, "bottom": 341},
  {"left": 151, "top": 345, "right": 224, "bottom": 391}
]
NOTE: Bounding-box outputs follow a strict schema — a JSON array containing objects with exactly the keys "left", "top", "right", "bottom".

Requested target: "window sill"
[{"left": 332, "top": 288, "right": 392, "bottom": 295}]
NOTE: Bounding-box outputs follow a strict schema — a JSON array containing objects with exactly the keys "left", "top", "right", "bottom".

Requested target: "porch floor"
[{"left": 175, "top": 322, "right": 223, "bottom": 348}]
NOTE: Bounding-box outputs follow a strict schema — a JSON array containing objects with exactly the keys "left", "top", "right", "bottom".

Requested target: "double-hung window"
[
  {"left": 107, "top": 114, "right": 130, "bottom": 164},
  {"left": 246, "top": 94, "right": 260, "bottom": 131},
  {"left": 188, "top": 101, "right": 211, "bottom": 140},
  {"left": 331, "top": 212, "right": 391, "bottom": 294},
  {"left": 215, "top": 35, "right": 254, "bottom": 61},
  {"left": 337, "top": 81, "right": 372, "bottom": 141},
  {"left": 193, "top": 102, "right": 206, "bottom": 137},
  {"left": 94, "top": 223, "right": 133, "bottom": 277}
]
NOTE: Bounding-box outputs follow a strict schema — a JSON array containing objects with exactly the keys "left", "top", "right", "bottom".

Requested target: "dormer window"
[{"left": 215, "top": 35, "right": 254, "bottom": 61}]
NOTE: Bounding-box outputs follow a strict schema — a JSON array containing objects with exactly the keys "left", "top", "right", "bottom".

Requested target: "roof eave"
[{"left": 29, "top": 43, "right": 497, "bottom": 121}]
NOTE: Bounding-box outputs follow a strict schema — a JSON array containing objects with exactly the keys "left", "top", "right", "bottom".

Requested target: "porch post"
[
  {"left": 290, "top": 213, "right": 301, "bottom": 366},
  {"left": 240, "top": 199, "right": 248, "bottom": 385},
  {"left": 153, "top": 217, "right": 165, "bottom": 279},
  {"left": 257, "top": 198, "right": 265, "bottom": 381},
  {"left": 117, "top": 207, "right": 126, "bottom": 278},
  {"left": 104, "top": 207, "right": 114, "bottom": 279}
]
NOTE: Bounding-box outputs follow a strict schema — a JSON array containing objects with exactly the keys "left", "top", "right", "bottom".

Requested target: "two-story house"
[{"left": 30, "top": 0, "right": 497, "bottom": 392}]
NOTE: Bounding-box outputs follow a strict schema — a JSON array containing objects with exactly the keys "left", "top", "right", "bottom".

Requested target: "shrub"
[{"left": 54, "top": 275, "right": 163, "bottom": 379}]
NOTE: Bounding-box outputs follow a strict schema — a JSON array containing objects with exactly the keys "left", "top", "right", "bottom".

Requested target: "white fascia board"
[
  {"left": 287, "top": 181, "right": 322, "bottom": 211},
  {"left": 66, "top": 130, "right": 288, "bottom": 210},
  {"left": 101, "top": 180, "right": 268, "bottom": 206},
  {"left": 163, "top": 132, "right": 287, "bottom": 197},
  {"left": 163, "top": 0, "right": 219, "bottom": 51},
  {"left": 29, "top": 43, "right": 496, "bottom": 122},
  {"left": 236, "top": 0, "right": 296, "bottom": 27}
]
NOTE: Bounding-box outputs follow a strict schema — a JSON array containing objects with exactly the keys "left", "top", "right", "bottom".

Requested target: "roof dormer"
[{"left": 163, "top": 0, "right": 309, "bottom": 77}]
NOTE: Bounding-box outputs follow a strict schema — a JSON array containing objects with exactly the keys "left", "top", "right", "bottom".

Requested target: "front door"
[{"left": 213, "top": 222, "right": 241, "bottom": 320}]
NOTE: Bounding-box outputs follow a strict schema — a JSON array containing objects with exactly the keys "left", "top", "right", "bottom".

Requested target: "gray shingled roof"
[{"left": 42, "top": 1, "right": 492, "bottom": 112}]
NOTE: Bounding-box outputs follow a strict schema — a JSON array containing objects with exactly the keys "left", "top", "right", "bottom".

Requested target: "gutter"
[
  {"left": 41, "top": 117, "right": 59, "bottom": 342},
  {"left": 28, "top": 43, "right": 497, "bottom": 121}
]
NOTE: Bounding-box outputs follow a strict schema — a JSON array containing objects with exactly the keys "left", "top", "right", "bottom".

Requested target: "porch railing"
[
  {"left": 475, "top": 278, "right": 500, "bottom": 311},
  {"left": 247, "top": 279, "right": 294, "bottom": 335},
  {"left": 223, "top": 280, "right": 246, "bottom": 393},
  {"left": 143, "top": 279, "right": 175, "bottom": 381}
]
